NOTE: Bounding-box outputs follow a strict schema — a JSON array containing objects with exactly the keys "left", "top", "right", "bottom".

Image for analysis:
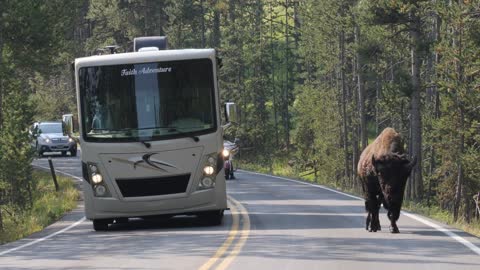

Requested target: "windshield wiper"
[
  {"left": 139, "top": 140, "right": 151, "bottom": 148},
  {"left": 167, "top": 127, "right": 200, "bottom": 142}
]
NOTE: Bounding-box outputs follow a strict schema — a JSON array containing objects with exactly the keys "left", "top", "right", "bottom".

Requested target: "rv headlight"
[
  {"left": 95, "top": 185, "right": 106, "bottom": 196},
  {"left": 92, "top": 173, "right": 103, "bottom": 184},
  {"left": 203, "top": 165, "right": 215, "bottom": 176},
  {"left": 222, "top": 149, "right": 230, "bottom": 157},
  {"left": 201, "top": 178, "right": 214, "bottom": 188}
]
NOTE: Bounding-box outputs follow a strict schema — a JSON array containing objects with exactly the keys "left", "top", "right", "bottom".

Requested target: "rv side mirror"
[{"left": 225, "top": 102, "right": 237, "bottom": 124}]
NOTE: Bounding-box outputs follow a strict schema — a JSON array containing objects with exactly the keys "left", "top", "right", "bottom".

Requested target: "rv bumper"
[{"left": 84, "top": 188, "right": 227, "bottom": 220}]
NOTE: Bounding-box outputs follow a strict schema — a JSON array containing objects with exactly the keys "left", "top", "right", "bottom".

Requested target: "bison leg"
[
  {"left": 364, "top": 202, "right": 372, "bottom": 231},
  {"left": 388, "top": 208, "right": 401, "bottom": 233},
  {"left": 372, "top": 199, "right": 381, "bottom": 232},
  {"left": 365, "top": 198, "right": 381, "bottom": 232}
]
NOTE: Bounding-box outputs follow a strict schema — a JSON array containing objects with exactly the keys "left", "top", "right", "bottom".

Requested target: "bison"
[{"left": 357, "top": 128, "right": 416, "bottom": 233}]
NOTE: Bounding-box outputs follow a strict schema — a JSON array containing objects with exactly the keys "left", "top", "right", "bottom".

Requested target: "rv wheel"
[
  {"left": 198, "top": 210, "right": 224, "bottom": 226},
  {"left": 93, "top": 219, "right": 109, "bottom": 231}
]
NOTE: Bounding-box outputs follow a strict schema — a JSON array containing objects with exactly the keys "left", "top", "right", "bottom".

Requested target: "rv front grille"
[{"left": 116, "top": 174, "right": 190, "bottom": 197}]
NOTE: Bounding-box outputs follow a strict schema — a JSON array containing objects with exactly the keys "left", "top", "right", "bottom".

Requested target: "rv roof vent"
[
  {"left": 105, "top": 45, "right": 119, "bottom": 54},
  {"left": 138, "top": 47, "right": 160, "bottom": 52},
  {"left": 134, "top": 36, "right": 167, "bottom": 52}
]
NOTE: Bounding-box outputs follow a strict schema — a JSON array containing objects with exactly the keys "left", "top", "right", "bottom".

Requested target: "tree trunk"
[
  {"left": 144, "top": 0, "right": 149, "bottom": 35},
  {"left": 212, "top": 1, "right": 221, "bottom": 48},
  {"left": 410, "top": 16, "right": 423, "bottom": 200},
  {"left": 352, "top": 55, "right": 359, "bottom": 191},
  {"left": 453, "top": 123, "right": 464, "bottom": 221},
  {"left": 339, "top": 30, "right": 350, "bottom": 183},
  {"left": 293, "top": 0, "right": 303, "bottom": 85},
  {"left": 284, "top": 0, "right": 290, "bottom": 152},
  {"left": 270, "top": 2, "right": 279, "bottom": 147},
  {"left": 375, "top": 80, "right": 379, "bottom": 134},
  {"left": 427, "top": 10, "right": 441, "bottom": 205},
  {"left": 0, "top": 208, "right": 3, "bottom": 231},
  {"left": 0, "top": 14, "right": 3, "bottom": 128},
  {"left": 0, "top": 15, "right": 4, "bottom": 228},
  {"left": 200, "top": 0, "right": 206, "bottom": 47},
  {"left": 354, "top": 23, "right": 367, "bottom": 151},
  {"left": 406, "top": 118, "right": 413, "bottom": 200},
  {"left": 453, "top": 9, "right": 465, "bottom": 220}
]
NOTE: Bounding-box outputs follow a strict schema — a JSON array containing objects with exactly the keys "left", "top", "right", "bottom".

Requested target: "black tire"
[
  {"left": 225, "top": 168, "right": 230, "bottom": 180},
  {"left": 93, "top": 219, "right": 109, "bottom": 231},
  {"left": 61, "top": 151, "right": 67, "bottom": 156},
  {"left": 70, "top": 149, "right": 77, "bottom": 157},
  {"left": 36, "top": 143, "right": 43, "bottom": 157},
  {"left": 198, "top": 210, "right": 224, "bottom": 226}
]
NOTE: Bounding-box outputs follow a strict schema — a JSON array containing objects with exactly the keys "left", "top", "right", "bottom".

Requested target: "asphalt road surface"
[{"left": 0, "top": 152, "right": 479, "bottom": 269}]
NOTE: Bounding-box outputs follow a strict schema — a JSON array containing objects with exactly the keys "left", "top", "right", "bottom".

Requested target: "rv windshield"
[{"left": 79, "top": 59, "right": 217, "bottom": 142}]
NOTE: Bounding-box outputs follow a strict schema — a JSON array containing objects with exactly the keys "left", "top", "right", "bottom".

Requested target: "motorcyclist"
[{"left": 223, "top": 138, "right": 239, "bottom": 180}]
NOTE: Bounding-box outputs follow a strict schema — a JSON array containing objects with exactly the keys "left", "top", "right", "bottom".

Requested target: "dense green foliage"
[
  {"left": 0, "top": 0, "right": 82, "bottom": 231},
  {"left": 0, "top": 0, "right": 479, "bottom": 231}
]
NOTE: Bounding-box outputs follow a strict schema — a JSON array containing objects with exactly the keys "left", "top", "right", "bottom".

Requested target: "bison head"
[{"left": 371, "top": 154, "right": 417, "bottom": 207}]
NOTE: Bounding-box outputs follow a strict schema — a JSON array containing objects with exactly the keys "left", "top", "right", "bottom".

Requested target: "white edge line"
[
  {"left": 0, "top": 165, "right": 87, "bottom": 256},
  {"left": 239, "top": 169, "right": 480, "bottom": 256},
  {"left": 32, "top": 164, "right": 83, "bottom": 183},
  {"left": 0, "top": 217, "right": 86, "bottom": 256}
]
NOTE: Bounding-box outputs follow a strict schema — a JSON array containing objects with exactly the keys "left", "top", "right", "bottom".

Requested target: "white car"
[{"left": 31, "top": 121, "right": 77, "bottom": 157}]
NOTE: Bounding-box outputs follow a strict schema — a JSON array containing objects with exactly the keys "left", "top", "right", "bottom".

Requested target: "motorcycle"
[{"left": 223, "top": 139, "right": 239, "bottom": 180}]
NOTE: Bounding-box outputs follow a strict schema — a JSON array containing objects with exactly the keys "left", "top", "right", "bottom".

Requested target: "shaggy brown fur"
[
  {"left": 357, "top": 128, "right": 416, "bottom": 233},
  {"left": 358, "top": 128, "right": 404, "bottom": 177}
]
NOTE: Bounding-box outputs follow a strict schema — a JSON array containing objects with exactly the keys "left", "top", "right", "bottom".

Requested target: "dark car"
[{"left": 31, "top": 121, "right": 77, "bottom": 157}]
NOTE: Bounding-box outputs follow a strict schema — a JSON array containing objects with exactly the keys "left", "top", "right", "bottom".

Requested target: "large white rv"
[{"left": 74, "top": 37, "right": 235, "bottom": 231}]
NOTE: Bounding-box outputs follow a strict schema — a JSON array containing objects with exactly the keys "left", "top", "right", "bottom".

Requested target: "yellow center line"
[
  {"left": 198, "top": 198, "right": 240, "bottom": 270},
  {"left": 214, "top": 196, "right": 251, "bottom": 270}
]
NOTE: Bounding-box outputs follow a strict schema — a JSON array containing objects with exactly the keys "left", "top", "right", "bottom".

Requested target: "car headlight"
[
  {"left": 222, "top": 149, "right": 230, "bottom": 157},
  {"left": 45, "top": 138, "right": 51, "bottom": 143},
  {"left": 68, "top": 138, "right": 74, "bottom": 143}
]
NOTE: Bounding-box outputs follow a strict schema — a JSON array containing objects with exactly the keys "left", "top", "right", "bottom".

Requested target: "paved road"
[{"left": 0, "top": 153, "right": 479, "bottom": 269}]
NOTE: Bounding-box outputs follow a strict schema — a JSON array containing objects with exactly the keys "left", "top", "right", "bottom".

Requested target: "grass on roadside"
[
  {"left": 237, "top": 158, "right": 480, "bottom": 238},
  {"left": 0, "top": 170, "right": 79, "bottom": 244},
  {"left": 402, "top": 201, "right": 480, "bottom": 237}
]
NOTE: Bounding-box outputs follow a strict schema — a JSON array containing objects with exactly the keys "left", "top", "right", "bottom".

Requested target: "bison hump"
[{"left": 357, "top": 128, "right": 405, "bottom": 177}]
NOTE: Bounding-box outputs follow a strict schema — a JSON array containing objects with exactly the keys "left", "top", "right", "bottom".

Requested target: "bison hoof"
[{"left": 390, "top": 226, "right": 400, "bottom": 233}]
